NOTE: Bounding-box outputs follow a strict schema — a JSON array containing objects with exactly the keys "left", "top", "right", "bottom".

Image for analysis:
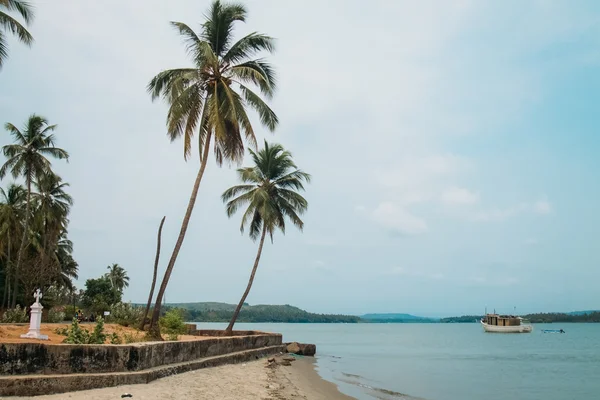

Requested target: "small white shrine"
[{"left": 20, "top": 289, "right": 49, "bottom": 340}]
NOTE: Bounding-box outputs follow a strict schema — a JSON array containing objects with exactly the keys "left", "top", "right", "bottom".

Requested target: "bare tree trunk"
[
  {"left": 12, "top": 178, "right": 31, "bottom": 308},
  {"left": 140, "top": 216, "right": 166, "bottom": 331},
  {"left": 2, "top": 235, "right": 10, "bottom": 309},
  {"left": 147, "top": 132, "right": 213, "bottom": 340},
  {"left": 224, "top": 225, "right": 267, "bottom": 336}
]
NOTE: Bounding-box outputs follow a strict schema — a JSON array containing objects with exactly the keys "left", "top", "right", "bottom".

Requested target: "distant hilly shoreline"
[{"left": 148, "top": 302, "right": 600, "bottom": 323}]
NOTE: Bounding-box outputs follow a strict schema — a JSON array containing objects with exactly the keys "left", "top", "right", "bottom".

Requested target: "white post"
[{"left": 20, "top": 289, "right": 49, "bottom": 340}]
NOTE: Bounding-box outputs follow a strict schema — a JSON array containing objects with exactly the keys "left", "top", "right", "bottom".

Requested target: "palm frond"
[
  {"left": 0, "top": 32, "right": 7, "bottom": 68},
  {"left": 147, "top": 68, "right": 198, "bottom": 101},
  {"left": 231, "top": 59, "right": 276, "bottom": 98},
  {"left": 3, "top": 122, "right": 25, "bottom": 143},
  {"left": 202, "top": 0, "right": 247, "bottom": 56},
  {"left": 239, "top": 84, "right": 278, "bottom": 131},
  {"left": 1, "top": 0, "right": 34, "bottom": 24},
  {"left": 39, "top": 147, "right": 69, "bottom": 161},
  {"left": 223, "top": 32, "right": 275, "bottom": 64},
  {"left": 221, "top": 184, "right": 255, "bottom": 202},
  {"left": 0, "top": 10, "right": 33, "bottom": 45}
]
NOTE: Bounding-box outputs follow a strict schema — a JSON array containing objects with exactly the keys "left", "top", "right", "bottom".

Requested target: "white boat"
[{"left": 481, "top": 314, "right": 533, "bottom": 333}]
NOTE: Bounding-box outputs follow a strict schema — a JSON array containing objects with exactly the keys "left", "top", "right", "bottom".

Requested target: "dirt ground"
[{"left": 0, "top": 323, "right": 210, "bottom": 344}]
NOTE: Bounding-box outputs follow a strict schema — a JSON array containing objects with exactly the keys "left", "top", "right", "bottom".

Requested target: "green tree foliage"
[
  {"left": 81, "top": 276, "right": 121, "bottom": 313},
  {"left": 524, "top": 312, "right": 600, "bottom": 323},
  {"left": 169, "top": 303, "right": 360, "bottom": 324},
  {"left": 0, "top": 116, "right": 77, "bottom": 311},
  {"left": 105, "top": 263, "right": 129, "bottom": 294},
  {"left": 146, "top": 0, "right": 278, "bottom": 338},
  {"left": 0, "top": 0, "right": 35, "bottom": 69}
]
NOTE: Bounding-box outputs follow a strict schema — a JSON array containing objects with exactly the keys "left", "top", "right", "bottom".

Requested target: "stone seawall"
[
  {"left": 0, "top": 331, "right": 282, "bottom": 375},
  {"left": 0, "top": 345, "right": 287, "bottom": 397}
]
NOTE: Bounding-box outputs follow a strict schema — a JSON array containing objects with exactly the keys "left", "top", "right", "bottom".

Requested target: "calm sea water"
[{"left": 194, "top": 322, "right": 600, "bottom": 400}]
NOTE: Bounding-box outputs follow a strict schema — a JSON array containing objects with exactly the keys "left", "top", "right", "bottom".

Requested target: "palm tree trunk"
[
  {"left": 147, "top": 132, "right": 213, "bottom": 340},
  {"left": 12, "top": 178, "right": 31, "bottom": 308},
  {"left": 140, "top": 216, "right": 166, "bottom": 331},
  {"left": 2, "top": 235, "right": 10, "bottom": 309},
  {"left": 225, "top": 225, "right": 268, "bottom": 336}
]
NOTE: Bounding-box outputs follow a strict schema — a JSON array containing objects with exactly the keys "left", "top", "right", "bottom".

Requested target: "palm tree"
[
  {"left": 32, "top": 173, "right": 73, "bottom": 227},
  {"left": 32, "top": 172, "right": 73, "bottom": 285},
  {"left": 0, "top": 115, "right": 68, "bottom": 307},
  {"left": 106, "top": 263, "right": 129, "bottom": 295},
  {"left": 146, "top": 0, "right": 278, "bottom": 338},
  {"left": 0, "top": 183, "right": 25, "bottom": 307},
  {"left": 0, "top": 0, "right": 35, "bottom": 70},
  {"left": 221, "top": 141, "right": 310, "bottom": 334},
  {"left": 55, "top": 233, "right": 78, "bottom": 291}
]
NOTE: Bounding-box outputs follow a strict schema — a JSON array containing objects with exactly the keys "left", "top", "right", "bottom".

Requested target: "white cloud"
[
  {"left": 354, "top": 205, "right": 366, "bottom": 213},
  {"left": 533, "top": 200, "right": 552, "bottom": 214},
  {"left": 372, "top": 202, "right": 428, "bottom": 235},
  {"left": 472, "top": 199, "right": 553, "bottom": 222},
  {"left": 524, "top": 238, "right": 539, "bottom": 245},
  {"left": 387, "top": 267, "right": 445, "bottom": 280},
  {"left": 441, "top": 187, "right": 480, "bottom": 205},
  {"left": 473, "top": 204, "right": 528, "bottom": 222}
]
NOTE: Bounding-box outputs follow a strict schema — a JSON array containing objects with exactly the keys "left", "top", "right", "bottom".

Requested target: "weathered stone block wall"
[{"left": 0, "top": 331, "right": 282, "bottom": 375}]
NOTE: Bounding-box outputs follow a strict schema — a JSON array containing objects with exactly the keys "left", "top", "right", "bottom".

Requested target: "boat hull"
[{"left": 481, "top": 321, "right": 532, "bottom": 333}]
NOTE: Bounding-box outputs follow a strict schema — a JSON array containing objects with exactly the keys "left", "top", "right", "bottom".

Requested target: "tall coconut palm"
[
  {"left": 0, "top": 0, "right": 35, "bottom": 70},
  {"left": 0, "top": 183, "right": 25, "bottom": 307},
  {"left": 0, "top": 114, "right": 69, "bottom": 307},
  {"left": 32, "top": 173, "right": 72, "bottom": 225},
  {"left": 222, "top": 141, "right": 310, "bottom": 334},
  {"left": 32, "top": 172, "right": 73, "bottom": 284},
  {"left": 106, "top": 263, "right": 129, "bottom": 295},
  {"left": 147, "top": 0, "right": 278, "bottom": 337}
]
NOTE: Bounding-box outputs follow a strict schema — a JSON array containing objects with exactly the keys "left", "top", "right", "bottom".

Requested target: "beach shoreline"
[{"left": 13, "top": 356, "right": 355, "bottom": 400}]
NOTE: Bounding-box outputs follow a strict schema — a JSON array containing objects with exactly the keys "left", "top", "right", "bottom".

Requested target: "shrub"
[
  {"left": 88, "top": 317, "right": 107, "bottom": 344},
  {"left": 1, "top": 306, "right": 28, "bottom": 323},
  {"left": 159, "top": 308, "right": 187, "bottom": 341},
  {"left": 54, "top": 327, "right": 69, "bottom": 336},
  {"left": 48, "top": 309, "right": 66, "bottom": 323},
  {"left": 62, "top": 317, "right": 108, "bottom": 344},
  {"left": 110, "top": 302, "right": 143, "bottom": 327},
  {"left": 109, "top": 332, "right": 122, "bottom": 344},
  {"left": 63, "top": 318, "right": 90, "bottom": 344}
]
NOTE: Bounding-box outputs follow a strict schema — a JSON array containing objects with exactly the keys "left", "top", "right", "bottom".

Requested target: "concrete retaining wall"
[
  {"left": 0, "top": 331, "right": 282, "bottom": 375},
  {"left": 0, "top": 345, "right": 287, "bottom": 397}
]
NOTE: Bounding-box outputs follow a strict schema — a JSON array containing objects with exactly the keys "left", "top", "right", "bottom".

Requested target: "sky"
[{"left": 1, "top": 0, "right": 599, "bottom": 317}]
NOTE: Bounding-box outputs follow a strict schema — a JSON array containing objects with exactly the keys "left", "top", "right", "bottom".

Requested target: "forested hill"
[
  {"left": 441, "top": 311, "right": 600, "bottom": 323},
  {"left": 163, "top": 302, "right": 361, "bottom": 323}
]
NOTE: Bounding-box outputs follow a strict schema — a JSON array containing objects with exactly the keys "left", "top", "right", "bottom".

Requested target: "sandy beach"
[{"left": 13, "top": 356, "right": 354, "bottom": 400}]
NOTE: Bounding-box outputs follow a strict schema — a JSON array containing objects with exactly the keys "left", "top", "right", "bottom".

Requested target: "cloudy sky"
[{"left": 1, "top": 1, "right": 599, "bottom": 316}]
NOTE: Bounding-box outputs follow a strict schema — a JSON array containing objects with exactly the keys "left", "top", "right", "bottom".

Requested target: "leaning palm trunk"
[
  {"left": 225, "top": 225, "right": 267, "bottom": 336},
  {"left": 147, "top": 132, "right": 213, "bottom": 340},
  {"left": 140, "top": 216, "right": 166, "bottom": 331},
  {"left": 2, "top": 235, "right": 10, "bottom": 308},
  {"left": 12, "top": 179, "right": 31, "bottom": 308}
]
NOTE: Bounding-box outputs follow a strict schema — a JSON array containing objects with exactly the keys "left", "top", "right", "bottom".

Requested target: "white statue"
[{"left": 20, "top": 289, "right": 49, "bottom": 340}]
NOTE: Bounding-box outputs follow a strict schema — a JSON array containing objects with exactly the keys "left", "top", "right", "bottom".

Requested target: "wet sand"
[{"left": 14, "top": 357, "right": 355, "bottom": 400}]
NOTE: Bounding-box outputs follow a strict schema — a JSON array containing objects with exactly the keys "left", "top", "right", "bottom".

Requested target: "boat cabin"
[{"left": 483, "top": 314, "right": 521, "bottom": 326}]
